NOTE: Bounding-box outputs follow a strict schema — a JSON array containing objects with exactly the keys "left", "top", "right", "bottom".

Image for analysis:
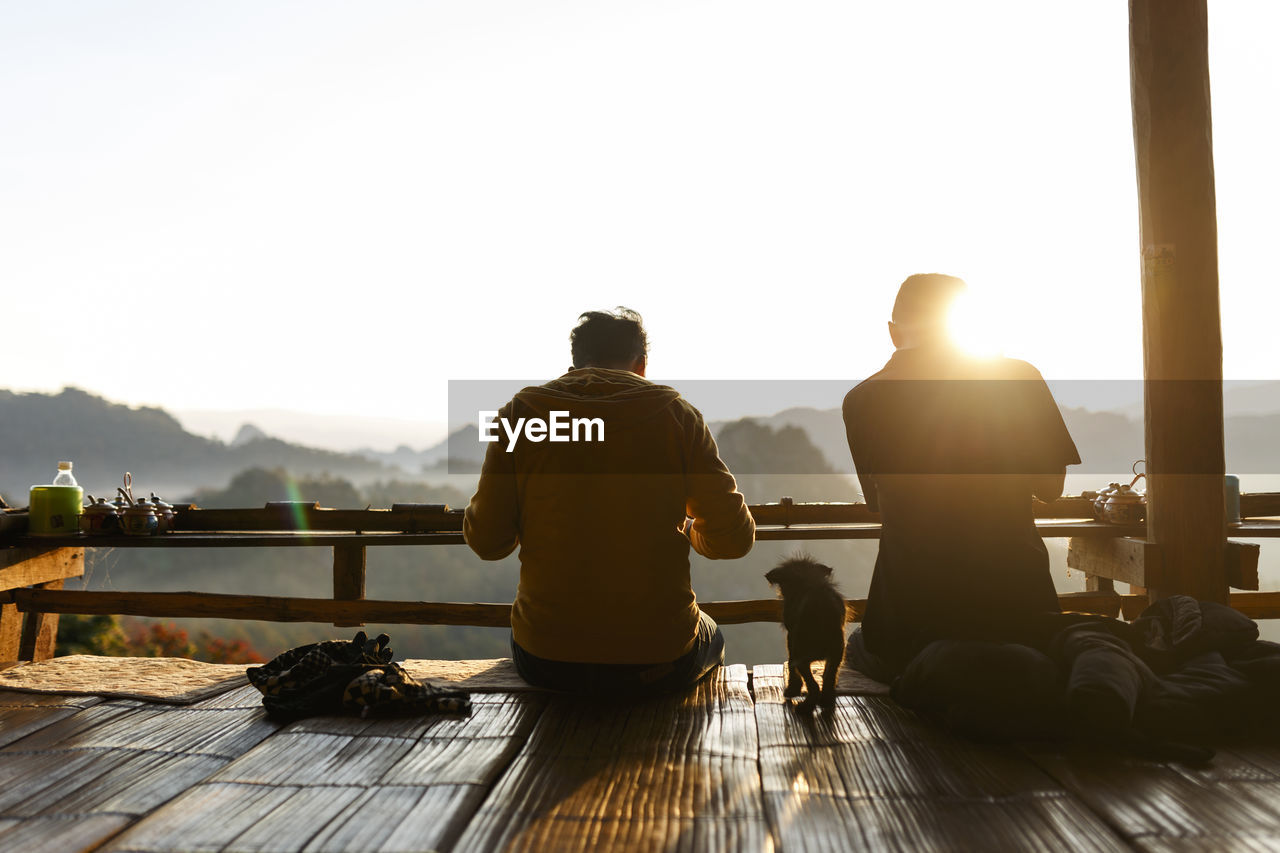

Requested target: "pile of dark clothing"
[
  {"left": 889, "top": 596, "right": 1280, "bottom": 761},
  {"left": 247, "top": 631, "right": 472, "bottom": 722}
]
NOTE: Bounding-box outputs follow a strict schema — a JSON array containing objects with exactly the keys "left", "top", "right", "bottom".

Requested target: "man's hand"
[{"left": 1031, "top": 469, "right": 1067, "bottom": 503}]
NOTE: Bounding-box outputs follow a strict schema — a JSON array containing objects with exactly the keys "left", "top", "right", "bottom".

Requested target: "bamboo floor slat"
[
  {"left": 0, "top": 685, "right": 280, "bottom": 852},
  {"left": 102, "top": 692, "right": 547, "bottom": 853},
  {"left": 12, "top": 659, "right": 1280, "bottom": 851},
  {"left": 0, "top": 689, "right": 103, "bottom": 749},
  {"left": 451, "top": 664, "right": 772, "bottom": 852},
  {"left": 1023, "top": 736, "right": 1280, "bottom": 851},
  {"left": 752, "top": 665, "right": 1131, "bottom": 853}
]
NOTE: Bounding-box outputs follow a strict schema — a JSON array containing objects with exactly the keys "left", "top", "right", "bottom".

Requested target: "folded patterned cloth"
[{"left": 247, "top": 631, "right": 471, "bottom": 721}]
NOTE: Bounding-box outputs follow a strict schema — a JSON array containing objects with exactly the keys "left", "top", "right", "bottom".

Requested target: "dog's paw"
[
  {"left": 818, "top": 693, "right": 836, "bottom": 713},
  {"left": 793, "top": 696, "right": 818, "bottom": 715}
]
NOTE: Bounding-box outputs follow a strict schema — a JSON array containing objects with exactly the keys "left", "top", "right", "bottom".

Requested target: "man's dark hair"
[
  {"left": 570, "top": 307, "right": 648, "bottom": 369},
  {"left": 891, "top": 273, "right": 967, "bottom": 329}
]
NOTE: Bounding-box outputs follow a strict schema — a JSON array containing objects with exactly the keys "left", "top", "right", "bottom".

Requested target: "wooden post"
[
  {"left": 332, "top": 544, "right": 367, "bottom": 628},
  {"left": 0, "top": 547, "right": 85, "bottom": 661},
  {"left": 0, "top": 598, "right": 21, "bottom": 662},
  {"left": 18, "top": 579, "right": 64, "bottom": 661},
  {"left": 1130, "top": 0, "right": 1227, "bottom": 603}
]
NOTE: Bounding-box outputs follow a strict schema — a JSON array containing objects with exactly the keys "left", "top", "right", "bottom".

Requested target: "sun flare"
[{"left": 947, "top": 291, "right": 1006, "bottom": 358}]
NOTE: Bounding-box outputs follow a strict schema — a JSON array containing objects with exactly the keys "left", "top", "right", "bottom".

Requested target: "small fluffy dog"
[{"left": 765, "top": 555, "right": 847, "bottom": 713}]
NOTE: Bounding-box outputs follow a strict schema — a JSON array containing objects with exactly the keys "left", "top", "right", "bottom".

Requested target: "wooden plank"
[
  {"left": 0, "top": 601, "right": 20, "bottom": 662},
  {"left": 0, "top": 546, "right": 84, "bottom": 590},
  {"left": 453, "top": 666, "right": 771, "bottom": 852},
  {"left": 14, "top": 589, "right": 517, "bottom": 627},
  {"left": 172, "top": 503, "right": 460, "bottom": 532},
  {"left": 1241, "top": 493, "right": 1280, "bottom": 519},
  {"left": 1132, "top": 0, "right": 1228, "bottom": 603},
  {"left": 1067, "top": 537, "right": 1156, "bottom": 587},
  {"left": 1085, "top": 576, "right": 1116, "bottom": 595},
  {"left": 1226, "top": 541, "right": 1261, "bottom": 591},
  {"left": 752, "top": 666, "right": 1130, "bottom": 852},
  {"left": 1228, "top": 592, "right": 1280, "bottom": 621},
  {"left": 107, "top": 693, "right": 545, "bottom": 853},
  {"left": 10, "top": 532, "right": 466, "bottom": 548},
  {"left": 17, "top": 578, "right": 63, "bottom": 661},
  {"left": 758, "top": 521, "right": 1145, "bottom": 541},
  {"left": 14, "top": 589, "right": 1140, "bottom": 628},
  {"left": 331, "top": 544, "right": 366, "bottom": 628}
]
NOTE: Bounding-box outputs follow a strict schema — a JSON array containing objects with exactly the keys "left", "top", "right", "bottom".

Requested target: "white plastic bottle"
[{"left": 52, "top": 461, "right": 78, "bottom": 487}]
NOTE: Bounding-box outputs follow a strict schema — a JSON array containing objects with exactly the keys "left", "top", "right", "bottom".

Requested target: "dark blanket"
[
  {"left": 883, "top": 596, "right": 1280, "bottom": 761},
  {"left": 248, "top": 631, "right": 472, "bottom": 722}
]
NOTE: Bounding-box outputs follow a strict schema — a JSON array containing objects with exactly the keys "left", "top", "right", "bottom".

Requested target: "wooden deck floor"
[{"left": 4, "top": 664, "right": 1280, "bottom": 852}]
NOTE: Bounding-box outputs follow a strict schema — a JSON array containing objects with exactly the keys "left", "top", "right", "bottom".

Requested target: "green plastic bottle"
[{"left": 29, "top": 461, "right": 84, "bottom": 537}]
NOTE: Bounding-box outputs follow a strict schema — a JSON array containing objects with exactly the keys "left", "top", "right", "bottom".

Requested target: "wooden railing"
[{"left": 4, "top": 495, "right": 1280, "bottom": 661}]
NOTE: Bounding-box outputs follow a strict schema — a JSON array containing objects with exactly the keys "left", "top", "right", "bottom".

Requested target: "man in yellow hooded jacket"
[{"left": 464, "top": 308, "right": 756, "bottom": 695}]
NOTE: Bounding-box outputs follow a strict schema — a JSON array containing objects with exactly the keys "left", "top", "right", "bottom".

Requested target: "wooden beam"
[
  {"left": 12, "top": 589, "right": 1152, "bottom": 627},
  {"left": 1067, "top": 537, "right": 1156, "bottom": 587},
  {"left": 332, "top": 544, "right": 366, "bottom": 628},
  {"left": 1226, "top": 541, "right": 1260, "bottom": 591},
  {"left": 14, "top": 589, "right": 516, "bottom": 627},
  {"left": 0, "top": 547, "right": 85, "bottom": 590},
  {"left": 1241, "top": 493, "right": 1280, "bottom": 519},
  {"left": 1229, "top": 592, "right": 1280, "bottom": 621},
  {"left": 172, "top": 503, "right": 459, "bottom": 533},
  {"left": 1067, "top": 537, "right": 1257, "bottom": 591},
  {"left": 1131, "top": 0, "right": 1227, "bottom": 602},
  {"left": 1085, "top": 576, "right": 1115, "bottom": 595}
]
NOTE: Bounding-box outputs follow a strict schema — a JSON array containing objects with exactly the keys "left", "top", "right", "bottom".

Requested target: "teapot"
[
  {"left": 80, "top": 495, "right": 120, "bottom": 535},
  {"left": 149, "top": 493, "right": 176, "bottom": 534},
  {"left": 121, "top": 501, "right": 158, "bottom": 536},
  {"left": 1103, "top": 484, "right": 1146, "bottom": 525}
]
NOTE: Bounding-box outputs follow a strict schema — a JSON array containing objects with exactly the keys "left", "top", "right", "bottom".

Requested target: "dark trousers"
[
  {"left": 511, "top": 611, "right": 725, "bottom": 698},
  {"left": 844, "top": 625, "right": 905, "bottom": 684}
]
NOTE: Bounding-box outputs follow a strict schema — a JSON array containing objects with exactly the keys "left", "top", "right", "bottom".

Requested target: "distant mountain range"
[
  {"left": 4, "top": 383, "right": 1279, "bottom": 506},
  {"left": 0, "top": 388, "right": 397, "bottom": 502}
]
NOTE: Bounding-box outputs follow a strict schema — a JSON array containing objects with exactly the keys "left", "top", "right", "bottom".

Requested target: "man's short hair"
[
  {"left": 570, "top": 307, "right": 648, "bottom": 369},
  {"left": 891, "top": 274, "right": 967, "bottom": 329}
]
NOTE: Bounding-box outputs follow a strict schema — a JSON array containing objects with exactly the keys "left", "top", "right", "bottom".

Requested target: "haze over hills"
[{"left": 173, "top": 407, "right": 447, "bottom": 453}]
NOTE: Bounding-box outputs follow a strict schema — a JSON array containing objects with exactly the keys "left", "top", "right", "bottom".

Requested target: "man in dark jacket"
[{"left": 844, "top": 274, "right": 1081, "bottom": 679}]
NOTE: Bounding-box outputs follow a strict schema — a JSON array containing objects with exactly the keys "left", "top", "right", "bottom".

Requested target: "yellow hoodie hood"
[{"left": 510, "top": 368, "right": 683, "bottom": 433}]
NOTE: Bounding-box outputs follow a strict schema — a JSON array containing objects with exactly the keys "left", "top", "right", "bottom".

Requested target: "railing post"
[
  {"left": 0, "top": 547, "right": 85, "bottom": 661},
  {"left": 1130, "top": 0, "right": 1228, "bottom": 603},
  {"left": 332, "top": 544, "right": 366, "bottom": 628},
  {"left": 18, "top": 579, "right": 64, "bottom": 661}
]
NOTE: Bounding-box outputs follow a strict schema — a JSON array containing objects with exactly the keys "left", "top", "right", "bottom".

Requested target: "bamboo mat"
[
  {"left": 102, "top": 692, "right": 548, "bottom": 852},
  {"left": 452, "top": 664, "right": 773, "bottom": 852},
  {"left": 402, "top": 657, "right": 545, "bottom": 692},
  {"left": 752, "top": 665, "right": 1131, "bottom": 852},
  {"left": 0, "top": 655, "right": 248, "bottom": 704},
  {"left": 0, "top": 681, "right": 279, "bottom": 853}
]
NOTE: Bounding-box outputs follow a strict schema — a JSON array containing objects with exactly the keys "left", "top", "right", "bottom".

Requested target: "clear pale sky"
[{"left": 3, "top": 1, "right": 1277, "bottom": 431}]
